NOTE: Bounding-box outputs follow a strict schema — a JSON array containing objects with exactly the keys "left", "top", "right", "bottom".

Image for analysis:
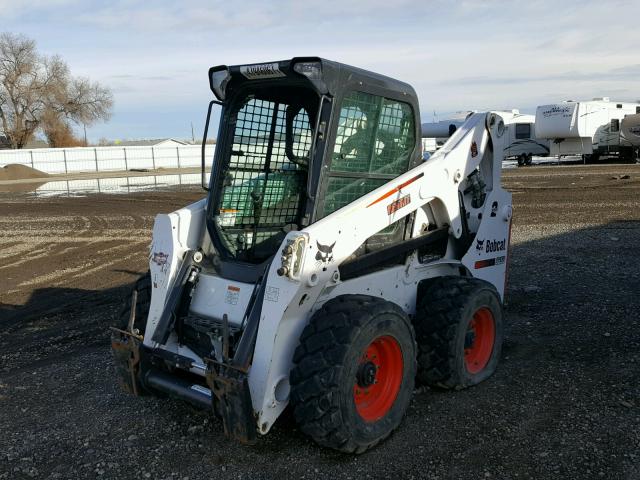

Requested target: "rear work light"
[{"left": 210, "top": 67, "right": 231, "bottom": 101}]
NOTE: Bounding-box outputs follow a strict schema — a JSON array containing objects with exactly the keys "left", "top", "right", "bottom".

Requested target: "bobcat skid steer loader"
[{"left": 111, "top": 57, "right": 513, "bottom": 453}]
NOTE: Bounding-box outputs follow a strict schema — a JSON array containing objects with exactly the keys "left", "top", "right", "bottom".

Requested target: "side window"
[
  {"left": 289, "top": 108, "right": 313, "bottom": 159},
  {"left": 322, "top": 91, "right": 415, "bottom": 217},
  {"left": 611, "top": 119, "right": 620, "bottom": 132},
  {"left": 515, "top": 123, "right": 531, "bottom": 139}
]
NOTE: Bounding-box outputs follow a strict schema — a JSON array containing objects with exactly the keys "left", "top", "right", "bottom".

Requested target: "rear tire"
[
  {"left": 517, "top": 154, "right": 525, "bottom": 167},
  {"left": 413, "top": 276, "right": 503, "bottom": 389},
  {"left": 290, "top": 295, "right": 416, "bottom": 453},
  {"left": 525, "top": 153, "right": 533, "bottom": 166}
]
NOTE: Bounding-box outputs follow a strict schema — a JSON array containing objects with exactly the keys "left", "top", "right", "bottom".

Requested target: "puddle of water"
[
  {"left": 30, "top": 173, "right": 208, "bottom": 197},
  {"left": 502, "top": 155, "right": 583, "bottom": 169},
  {"left": 3, "top": 157, "right": 585, "bottom": 196}
]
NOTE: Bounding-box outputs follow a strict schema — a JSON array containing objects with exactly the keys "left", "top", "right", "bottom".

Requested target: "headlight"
[
  {"left": 277, "top": 235, "right": 307, "bottom": 280},
  {"left": 293, "top": 61, "right": 322, "bottom": 81}
]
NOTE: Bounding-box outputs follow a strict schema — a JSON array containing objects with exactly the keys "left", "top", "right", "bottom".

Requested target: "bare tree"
[
  {"left": 41, "top": 108, "right": 84, "bottom": 147},
  {"left": 0, "top": 32, "right": 113, "bottom": 148}
]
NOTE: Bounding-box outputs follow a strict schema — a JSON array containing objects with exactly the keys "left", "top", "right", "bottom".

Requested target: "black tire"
[
  {"left": 517, "top": 154, "right": 525, "bottom": 167},
  {"left": 111, "top": 272, "right": 151, "bottom": 395},
  {"left": 413, "top": 276, "right": 503, "bottom": 389},
  {"left": 525, "top": 153, "right": 533, "bottom": 166},
  {"left": 115, "top": 272, "right": 151, "bottom": 334},
  {"left": 290, "top": 295, "right": 416, "bottom": 454}
]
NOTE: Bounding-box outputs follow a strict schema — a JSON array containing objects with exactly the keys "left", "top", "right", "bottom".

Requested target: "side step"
[{"left": 144, "top": 369, "right": 212, "bottom": 410}]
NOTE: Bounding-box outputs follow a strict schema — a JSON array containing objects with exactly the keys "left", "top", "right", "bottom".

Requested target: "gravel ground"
[{"left": 0, "top": 164, "right": 639, "bottom": 479}]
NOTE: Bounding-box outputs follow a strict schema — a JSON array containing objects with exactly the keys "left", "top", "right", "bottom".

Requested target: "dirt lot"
[{"left": 1, "top": 164, "right": 639, "bottom": 479}]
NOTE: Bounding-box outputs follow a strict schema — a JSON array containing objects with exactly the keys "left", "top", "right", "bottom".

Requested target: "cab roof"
[{"left": 209, "top": 57, "right": 419, "bottom": 107}]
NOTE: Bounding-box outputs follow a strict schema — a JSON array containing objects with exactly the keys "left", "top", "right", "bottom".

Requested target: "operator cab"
[{"left": 204, "top": 58, "right": 422, "bottom": 281}]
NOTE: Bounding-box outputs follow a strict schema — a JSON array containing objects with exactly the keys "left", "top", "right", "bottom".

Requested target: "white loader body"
[{"left": 144, "top": 111, "right": 512, "bottom": 433}]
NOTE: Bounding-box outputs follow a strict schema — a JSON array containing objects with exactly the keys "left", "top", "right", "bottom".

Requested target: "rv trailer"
[
  {"left": 535, "top": 97, "right": 640, "bottom": 162},
  {"left": 421, "top": 119, "right": 466, "bottom": 138},
  {"left": 420, "top": 118, "right": 466, "bottom": 158},
  {"left": 621, "top": 114, "right": 640, "bottom": 163},
  {"left": 422, "top": 110, "right": 549, "bottom": 166},
  {"left": 496, "top": 110, "right": 550, "bottom": 166}
]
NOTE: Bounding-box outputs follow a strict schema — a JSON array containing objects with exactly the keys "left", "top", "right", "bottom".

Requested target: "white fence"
[
  {"left": 0, "top": 144, "right": 216, "bottom": 174},
  {"left": 33, "top": 173, "right": 209, "bottom": 197}
]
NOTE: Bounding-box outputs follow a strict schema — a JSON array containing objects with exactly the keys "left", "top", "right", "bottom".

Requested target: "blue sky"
[{"left": 2, "top": 0, "right": 639, "bottom": 142}]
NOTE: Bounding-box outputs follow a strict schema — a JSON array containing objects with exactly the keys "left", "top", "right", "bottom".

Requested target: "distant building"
[
  {"left": 115, "top": 138, "right": 190, "bottom": 147},
  {"left": 24, "top": 138, "right": 49, "bottom": 149},
  {"left": 0, "top": 136, "right": 50, "bottom": 149}
]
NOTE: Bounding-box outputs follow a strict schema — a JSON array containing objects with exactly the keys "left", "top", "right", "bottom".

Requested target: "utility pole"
[
  {"left": 83, "top": 124, "right": 88, "bottom": 146},
  {"left": 191, "top": 122, "right": 195, "bottom": 144}
]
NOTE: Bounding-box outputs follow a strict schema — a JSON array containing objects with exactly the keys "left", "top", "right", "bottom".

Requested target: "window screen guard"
[{"left": 215, "top": 97, "right": 312, "bottom": 263}]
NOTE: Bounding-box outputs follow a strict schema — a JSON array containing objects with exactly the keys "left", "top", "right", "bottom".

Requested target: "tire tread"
[
  {"left": 290, "top": 295, "right": 415, "bottom": 453},
  {"left": 414, "top": 276, "right": 500, "bottom": 389}
]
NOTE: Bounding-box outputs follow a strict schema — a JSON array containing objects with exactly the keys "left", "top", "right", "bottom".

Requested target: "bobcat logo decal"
[
  {"left": 315, "top": 241, "right": 336, "bottom": 264},
  {"left": 475, "top": 238, "right": 485, "bottom": 252},
  {"left": 490, "top": 201, "right": 498, "bottom": 217}
]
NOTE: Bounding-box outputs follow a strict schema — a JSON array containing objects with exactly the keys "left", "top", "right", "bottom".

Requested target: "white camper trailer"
[
  {"left": 422, "top": 111, "right": 549, "bottom": 166},
  {"left": 420, "top": 118, "right": 466, "bottom": 158},
  {"left": 621, "top": 114, "right": 640, "bottom": 162},
  {"left": 496, "top": 110, "right": 550, "bottom": 166},
  {"left": 421, "top": 119, "right": 466, "bottom": 139},
  {"left": 535, "top": 98, "right": 640, "bottom": 161}
]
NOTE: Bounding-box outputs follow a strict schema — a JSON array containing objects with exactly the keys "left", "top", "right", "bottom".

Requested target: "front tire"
[
  {"left": 413, "top": 276, "right": 503, "bottom": 389},
  {"left": 290, "top": 295, "right": 416, "bottom": 453}
]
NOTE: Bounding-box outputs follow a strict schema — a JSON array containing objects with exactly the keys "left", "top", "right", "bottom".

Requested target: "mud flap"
[{"left": 205, "top": 361, "right": 257, "bottom": 444}]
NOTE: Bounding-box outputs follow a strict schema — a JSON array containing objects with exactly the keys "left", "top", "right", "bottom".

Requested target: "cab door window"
[{"left": 322, "top": 91, "right": 415, "bottom": 217}]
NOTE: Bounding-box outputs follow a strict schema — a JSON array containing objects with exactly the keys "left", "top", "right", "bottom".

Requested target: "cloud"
[
  {"left": 0, "top": 0, "right": 76, "bottom": 18},
  {"left": 4, "top": 0, "right": 640, "bottom": 139},
  {"left": 445, "top": 64, "right": 640, "bottom": 87}
]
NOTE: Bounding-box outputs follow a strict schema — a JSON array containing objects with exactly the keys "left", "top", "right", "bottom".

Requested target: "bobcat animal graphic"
[
  {"left": 475, "top": 238, "right": 485, "bottom": 252},
  {"left": 315, "top": 241, "right": 336, "bottom": 264}
]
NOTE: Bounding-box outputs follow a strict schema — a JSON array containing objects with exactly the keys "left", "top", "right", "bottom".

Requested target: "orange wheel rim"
[
  {"left": 464, "top": 307, "right": 496, "bottom": 374},
  {"left": 353, "top": 335, "right": 403, "bottom": 422}
]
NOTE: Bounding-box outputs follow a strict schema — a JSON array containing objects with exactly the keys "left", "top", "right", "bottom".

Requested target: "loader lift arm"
[{"left": 250, "top": 111, "right": 512, "bottom": 434}]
